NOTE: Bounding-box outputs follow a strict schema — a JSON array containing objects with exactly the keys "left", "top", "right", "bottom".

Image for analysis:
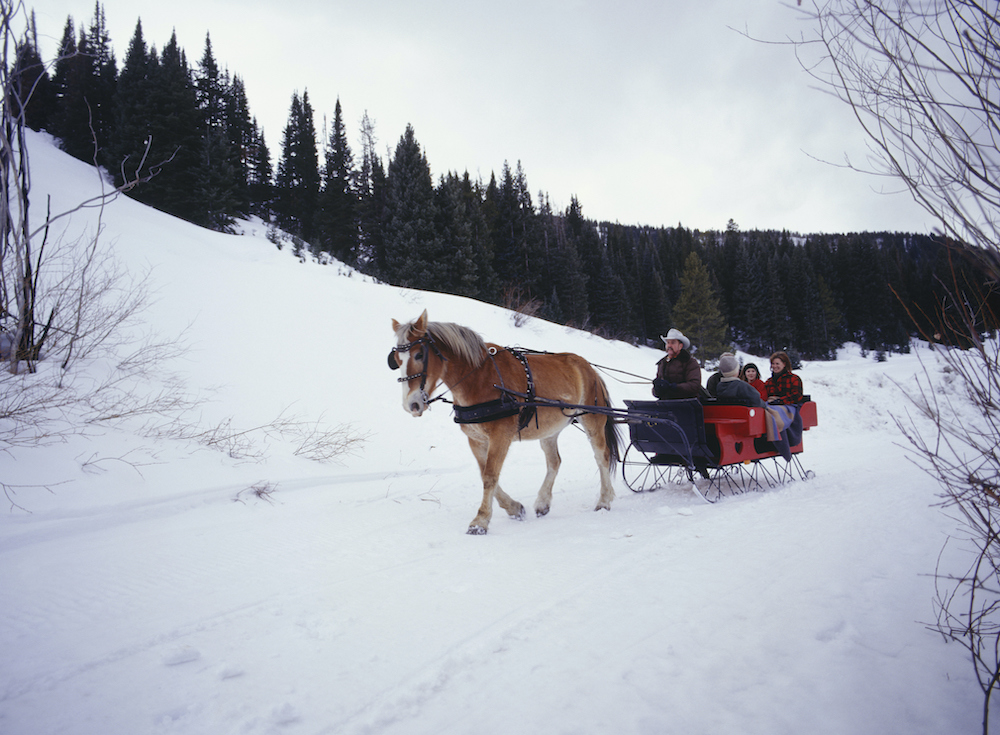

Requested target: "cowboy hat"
[{"left": 660, "top": 328, "right": 690, "bottom": 350}]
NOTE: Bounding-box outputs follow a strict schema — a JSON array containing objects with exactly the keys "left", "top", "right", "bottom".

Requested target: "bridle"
[{"left": 387, "top": 334, "right": 448, "bottom": 405}]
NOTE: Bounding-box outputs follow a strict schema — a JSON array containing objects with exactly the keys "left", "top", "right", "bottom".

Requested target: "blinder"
[{"left": 387, "top": 335, "right": 447, "bottom": 386}]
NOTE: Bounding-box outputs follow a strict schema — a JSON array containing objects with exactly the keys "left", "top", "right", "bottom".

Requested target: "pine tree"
[
  {"left": 107, "top": 19, "right": 152, "bottom": 185},
  {"left": 461, "top": 173, "right": 501, "bottom": 303},
  {"left": 356, "top": 110, "right": 386, "bottom": 274},
  {"left": 86, "top": 2, "right": 116, "bottom": 159},
  {"left": 786, "top": 246, "right": 828, "bottom": 358},
  {"left": 487, "top": 161, "right": 544, "bottom": 302},
  {"left": 672, "top": 250, "right": 729, "bottom": 361},
  {"left": 512, "top": 162, "right": 544, "bottom": 296},
  {"left": 434, "top": 172, "right": 478, "bottom": 296},
  {"left": 194, "top": 129, "right": 238, "bottom": 231},
  {"left": 590, "top": 251, "right": 630, "bottom": 337},
  {"left": 274, "top": 90, "right": 320, "bottom": 241},
  {"left": 564, "top": 196, "right": 612, "bottom": 323},
  {"left": 225, "top": 75, "right": 254, "bottom": 214},
  {"left": 194, "top": 34, "right": 238, "bottom": 231},
  {"left": 195, "top": 34, "right": 225, "bottom": 130},
  {"left": 715, "top": 218, "right": 742, "bottom": 319},
  {"left": 487, "top": 163, "right": 519, "bottom": 285},
  {"left": 316, "top": 98, "right": 359, "bottom": 261},
  {"left": 605, "top": 224, "right": 641, "bottom": 336},
  {"left": 50, "top": 16, "right": 76, "bottom": 102},
  {"left": 48, "top": 5, "right": 117, "bottom": 163},
  {"left": 11, "top": 22, "right": 55, "bottom": 132},
  {"left": 813, "top": 273, "right": 843, "bottom": 351},
  {"left": 50, "top": 17, "right": 94, "bottom": 160},
  {"left": 248, "top": 120, "right": 273, "bottom": 219},
  {"left": 760, "top": 252, "right": 793, "bottom": 354},
  {"left": 383, "top": 124, "right": 443, "bottom": 289},
  {"left": 141, "top": 32, "right": 203, "bottom": 222},
  {"left": 636, "top": 237, "right": 670, "bottom": 343},
  {"left": 539, "top": 198, "right": 588, "bottom": 326},
  {"left": 730, "top": 239, "right": 767, "bottom": 352}
]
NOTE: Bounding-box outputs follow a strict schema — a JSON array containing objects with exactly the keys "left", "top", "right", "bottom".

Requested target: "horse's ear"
[
  {"left": 414, "top": 309, "right": 429, "bottom": 336},
  {"left": 391, "top": 318, "right": 401, "bottom": 333}
]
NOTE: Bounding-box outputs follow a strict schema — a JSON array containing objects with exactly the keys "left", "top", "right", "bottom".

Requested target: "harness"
[
  {"left": 451, "top": 348, "right": 538, "bottom": 430},
  {"left": 388, "top": 338, "right": 538, "bottom": 429},
  {"left": 387, "top": 335, "right": 447, "bottom": 408}
]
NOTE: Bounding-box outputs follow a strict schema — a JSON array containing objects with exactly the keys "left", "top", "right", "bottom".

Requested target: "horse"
[{"left": 389, "top": 310, "right": 620, "bottom": 534}]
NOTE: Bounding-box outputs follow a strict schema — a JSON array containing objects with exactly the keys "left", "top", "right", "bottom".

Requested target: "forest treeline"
[{"left": 11, "top": 4, "right": 991, "bottom": 362}]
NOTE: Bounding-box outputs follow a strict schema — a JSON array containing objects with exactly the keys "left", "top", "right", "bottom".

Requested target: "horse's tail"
[{"left": 594, "top": 374, "right": 620, "bottom": 472}]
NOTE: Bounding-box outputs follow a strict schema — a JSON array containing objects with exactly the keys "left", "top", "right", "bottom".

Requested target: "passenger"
[
  {"left": 765, "top": 351, "right": 804, "bottom": 405},
  {"left": 705, "top": 352, "right": 735, "bottom": 396},
  {"left": 652, "top": 328, "right": 702, "bottom": 399},
  {"left": 740, "top": 362, "right": 768, "bottom": 401},
  {"left": 715, "top": 354, "right": 766, "bottom": 406}
]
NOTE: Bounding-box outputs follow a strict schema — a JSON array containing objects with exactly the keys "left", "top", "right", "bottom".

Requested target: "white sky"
[{"left": 30, "top": 0, "right": 932, "bottom": 234}]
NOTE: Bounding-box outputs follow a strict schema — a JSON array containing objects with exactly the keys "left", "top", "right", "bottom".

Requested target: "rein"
[{"left": 500, "top": 347, "right": 652, "bottom": 385}]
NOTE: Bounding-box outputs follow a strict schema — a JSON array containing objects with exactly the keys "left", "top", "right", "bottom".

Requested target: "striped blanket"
[{"left": 764, "top": 404, "right": 803, "bottom": 461}]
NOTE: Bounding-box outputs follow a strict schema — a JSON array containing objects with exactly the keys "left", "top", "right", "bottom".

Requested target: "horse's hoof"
[
  {"left": 511, "top": 504, "right": 526, "bottom": 521},
  {"left": 467, "top": 525, "right": 488, "bottom": 535},
  {"left": 535, "top": 506, "right": 550, "bottom": 517},
  {"left": 594, "top": 503, "right": 611, "bottom": 512}
]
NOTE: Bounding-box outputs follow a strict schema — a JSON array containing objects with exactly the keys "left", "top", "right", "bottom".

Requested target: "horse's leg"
[
  {"left": 534, "top": 435, "right": 561, "bottom": 517},
  {"left": 466, "top": 434, "right": 522, "bottom": 534},
  {"left": 581, "top": 414, "right": 616, "bottom": 511}
]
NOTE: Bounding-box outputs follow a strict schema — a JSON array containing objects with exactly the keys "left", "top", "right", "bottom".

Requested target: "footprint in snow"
[
  {"left": 217, "top": 663, "right": 244, "bottom": 679},
  {"left": 161, "top": 645, "right": 201, "bottom": 666},
  {"left": 271, "top": 703, "right": 300, "bottom": 725}
]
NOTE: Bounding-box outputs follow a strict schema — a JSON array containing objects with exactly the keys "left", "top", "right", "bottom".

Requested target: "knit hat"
[
  {"left": 660, "top": 328, "right": 690, "bottom": 350},
  {"left": 719, "top": 353, "right": 740, "bottom": 378}
]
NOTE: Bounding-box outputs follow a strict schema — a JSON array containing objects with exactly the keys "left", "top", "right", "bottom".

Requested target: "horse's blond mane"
[{"left": 396, "top": 318, "right": 487, "bottom": 367}]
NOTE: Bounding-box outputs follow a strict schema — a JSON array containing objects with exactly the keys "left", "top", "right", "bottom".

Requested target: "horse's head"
[{"left": 390, "top": 309, "right": 445, "bottom": 417}]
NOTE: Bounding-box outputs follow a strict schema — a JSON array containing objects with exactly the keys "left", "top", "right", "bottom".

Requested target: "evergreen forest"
[{"left": 12, "top": 4, "right": 993, "bottom": 363}]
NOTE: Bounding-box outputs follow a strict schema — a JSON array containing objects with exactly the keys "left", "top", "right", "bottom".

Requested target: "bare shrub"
[
  {"left": 234, "top": 481, "right": 277, "bottom": 505},
  {"left": 140, "top": 409, "right": 369, "bottom": 463},
  {"left": 502, "top": 285, "right": 543, "bottom": 327}
]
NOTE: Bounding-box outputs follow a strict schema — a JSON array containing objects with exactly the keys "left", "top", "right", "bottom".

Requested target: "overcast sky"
[{"left": 31, "top": 0, "right": 932, "bottom": 234}]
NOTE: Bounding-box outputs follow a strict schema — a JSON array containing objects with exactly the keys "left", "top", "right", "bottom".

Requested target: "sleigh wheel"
[{"left": 622, "top": 442, "right": 674, "bottom": 493}]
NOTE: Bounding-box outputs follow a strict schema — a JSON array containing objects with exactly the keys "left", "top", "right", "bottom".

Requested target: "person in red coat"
[
  {"left": 652, "top": 328, "right": 702, "bottom": 399},
  {"left": 740, "top": 362, "right": 768, "bottom": 401},
  {"left": 764, "top": 351, "right": 804, "bottom": 405}
]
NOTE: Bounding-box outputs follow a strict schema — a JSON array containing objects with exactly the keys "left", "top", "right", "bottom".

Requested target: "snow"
[{"left": 0, "top": 131, "right": 982, "bottom": 734}]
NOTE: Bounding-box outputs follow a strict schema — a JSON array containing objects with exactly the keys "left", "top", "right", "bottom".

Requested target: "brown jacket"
[{"left": 653, "top": 350, "right": 702, "bottom": 399}]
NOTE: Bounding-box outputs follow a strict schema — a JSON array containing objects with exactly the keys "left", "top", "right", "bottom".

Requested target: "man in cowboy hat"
[{"left": 653, "top": 328, "right": 702, "bottom": 399}]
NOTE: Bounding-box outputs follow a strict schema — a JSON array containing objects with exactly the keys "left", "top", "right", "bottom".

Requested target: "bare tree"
[
  {"left": 0, "top": 0, "right": 197, "bottom": 506},
  {"left": 789, "top": 1, "right": 1000, "bottom": 730},
  {"left": 0, "top": 1, "right": 368, "bottom": 510},
  {"left": 792, "top": 1, "right": 1000, "bottom": 261}
]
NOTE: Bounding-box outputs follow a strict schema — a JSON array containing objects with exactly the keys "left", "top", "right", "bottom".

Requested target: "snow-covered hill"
[{"left": 0, "top": 132, "right": 980, "bottom": 734}]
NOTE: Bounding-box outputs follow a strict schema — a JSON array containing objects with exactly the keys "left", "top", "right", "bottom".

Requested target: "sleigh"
[{"left": 621, "top": 397, "right": 818, "bottom": 502}]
